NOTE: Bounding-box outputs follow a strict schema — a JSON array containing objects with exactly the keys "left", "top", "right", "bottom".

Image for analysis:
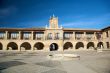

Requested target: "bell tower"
[{"left": 49, "top": 14, "right": 59, "bottom": 29}]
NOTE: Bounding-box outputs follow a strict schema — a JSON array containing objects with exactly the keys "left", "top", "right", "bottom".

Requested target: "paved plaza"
[{"left": 0, "top": 50, "right": 110, "bottom": 73}]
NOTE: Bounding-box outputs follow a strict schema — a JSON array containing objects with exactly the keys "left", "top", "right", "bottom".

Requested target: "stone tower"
[{"left": 49, "top": 14, "right": 59, "bottom": 29}]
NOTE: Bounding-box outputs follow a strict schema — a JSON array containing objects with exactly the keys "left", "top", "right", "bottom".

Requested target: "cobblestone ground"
[{"left": 0, "top": 50, "right": 110, "bottom": 73}]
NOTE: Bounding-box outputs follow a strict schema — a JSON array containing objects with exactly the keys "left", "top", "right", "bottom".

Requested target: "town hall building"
[{"left": 0, "top": 15, "right": 110, "bottom": 51}]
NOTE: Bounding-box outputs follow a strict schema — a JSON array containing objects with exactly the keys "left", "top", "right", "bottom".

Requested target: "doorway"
[{"left": 50, "top": 43, "right": 58, "bottom": 51}]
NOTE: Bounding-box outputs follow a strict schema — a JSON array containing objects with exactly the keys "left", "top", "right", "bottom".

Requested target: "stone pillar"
[
  {"left": 108, "top": 30, "right": 110, "bottom": 42},
  {"left": 84, "top": 32, "right": 86, "bottom": 40},
  {"left": 108, "top": 30, "right": 110, "bottom": 38},
  {"left": 5, "top": 31, "right": 8, "bottom": 40},
  {"left": 43, "top": 31, "right": 45, "bottom": 40},
  {"left": 84, "top": 42, "right": 87, "bottom": 50},
  {"left": 94, "top": 42, "right": 97, "bottom": 50},
  {"left": 18, "top": 43, "right": 21, "bottom": 51},
  {"left": 94, "top": 32, "right": 97, "bottom": 40},
  {"left": 31, "top": 31, "right": 33, "bottom": 40},
  {"left": 72, "top": 32, "right": 75, "bottom": 40},
  {"left": 73, "top": 42, "right": 76, "bottom": 51},
  {"left": 3, "top": 42, "right": 7, "bottom": 51},
  {"left": 31, "top": 43, "right": 34, "bottom": 51},
  {"left": 44, "top": 43, "right": 49, "bottom": 51},
  {"left": 59, "top": 41, "right": 64, "bottom": 51},
  {"left": 109, "top": 31, "right": 110, "bottom": 46},
  {"left": 102, "top": 32, "right": 106, "bottom": 39},
  {"left": 102, "top": 42, "right": 106, "bottom": 50},
  {"left": 19, "top": 31, "right": 21, "bottom": 40}
]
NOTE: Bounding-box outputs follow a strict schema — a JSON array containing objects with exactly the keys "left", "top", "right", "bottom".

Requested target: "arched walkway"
[
  {"left": 87, "top": 42, "right": 94, "bottom": 49},
  {"left": 0, "top": 43, "right": 3, "bottom": 50},
  {"left": 34, "top": 42, "right": 44, "bottom": 50},
  {"left": 76, "top": 42, "right": 84, "bottom": 49},
  {"left": 63, "top": 42, "right": 73, "bottom": 50},
  {"left": 97, "top": 42, "right": 103, "bottom": 48},
  {"left": 50, "top": 43, "right": 58, "bottom": 51},
  {"left": 7, "top": 42, "right": 18, "bottom": 50},
  {"left": 20, "top": 42, "right": 31, "bottom": 50}
]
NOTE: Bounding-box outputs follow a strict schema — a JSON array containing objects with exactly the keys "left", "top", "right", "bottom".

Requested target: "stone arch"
[
  {"left": 20, "top": 42, "right": 31, "bottom": 50},
  {"left": 50, "top": 43, "right": 58, "bottom": 51},
  {"left": 75, "top": 42, "right": 84, "bottom": 49},
  {"left": 87, "top": 42, "right": 94, "bottom": 49},
  {"left": 7, "top": 42, "right": 18, "bottom": 50},
  {"left": 97, "top": 42, "right": 103, "bottom": 48},
  {"left": 0, "top": 43, "right": 3, "bottom": 50},
  {"left": 63, "top": 42, "right": 73, "bottom": 50},
  {"left": 34, "top": 42, "right": 44, "bottom": 50}
]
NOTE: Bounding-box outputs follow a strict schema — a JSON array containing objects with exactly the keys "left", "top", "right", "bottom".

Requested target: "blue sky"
[{"left": 0, "top": 0, "right": 110, "bottom": 29}]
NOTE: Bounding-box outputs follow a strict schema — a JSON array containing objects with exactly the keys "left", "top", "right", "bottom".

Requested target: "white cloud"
[
  {"left": 0, "top": 6, "right": 17, "bottom": 18},
  {"left": 62, "top": 13, "right": 110, "bottom": 28}
]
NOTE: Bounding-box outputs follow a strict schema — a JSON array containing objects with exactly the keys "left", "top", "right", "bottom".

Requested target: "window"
[
  {"left": 96, "top": 32, "right": 102, "bottom": 40},
  {"left": 75, "top": 34, "right": 82, "bottom": 40},
  {"left": 35, "top": 32, "right": 44, "bottom": 40},
  {"left": 0, "top": 32, "right": 5, "bottom": 39},
  {"left": 75, "top": 32, "right": 83, "bottom": 40},
  {"left": 64, "top": 32, "right": 72, "bottom": 39},
  {"left": 55, "top": 33, "right": 60, "bottom": 39},
  {"left": 11, "top": 33, "right": 18, "bottom": 39},
  {"left": 48, "top": 33, "right": 52, "bottom": 39},
  {"left": 86, "top": 33, "right": 94, "bottom": 40},
  {"left": 23, "top": 33, "right": 30, "bottom": 39}
]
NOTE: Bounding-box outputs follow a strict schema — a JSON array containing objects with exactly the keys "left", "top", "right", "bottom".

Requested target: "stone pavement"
[{"left": 0, "top": 51, "right": 110, "bottom": 73}]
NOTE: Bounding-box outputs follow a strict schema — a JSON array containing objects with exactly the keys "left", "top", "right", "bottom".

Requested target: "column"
[
  {"left": 59, "top": 41, "right": 64, "bottom": 51},
  {"left": 103, "top": 42, "right": 106, "bottom": 50},
  {"left": 31, "top": 31, "right": 33, "bottom": 40},
  {"left": 94, "top": 42, "right": 97, "bottom": 50},
  {"left": 19, "top": 31, "right": 21, "bottom": 40},
  {"left": 73, "top": 42, "right": 76, "bottom": 51},
  {"left": 3, "top": 43, "right": 7, "bottom": 51},
  {"left": 18, "top": 43, "right": 21, "bottom": 51},
  {"left": 72, "top": 32, "right": 75, "bottom": 40},
  {"left": 31, "top": 43, "right": 34, "bottom": 51},
  {"left": 84, "top": 42, "right": 87, "bottom": 50},
  {"left": 84, "top": 32, "right": 86, "bottom": 40},
  {"left": 5, "top": 31, "right": 8, "bottom": 40},
  {"left": 94, "top": 32, "right": 97, "bottom": 40},
  {"left": 43, "top": 31, "right": 45, "bottom": 40},
  {"left": 44, "top": 43, "right": 49, "bottom": 51},
  {"left": 108, "top": 30, "right": 110, "bottom": 38},
  {"left": 102, "top": 32, "right": 106, "bottom": 39}
]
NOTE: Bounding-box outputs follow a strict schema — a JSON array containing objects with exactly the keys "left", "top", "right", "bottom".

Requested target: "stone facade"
[{"left": 0, "top": 15, "right": 110, "bottom": 51}]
